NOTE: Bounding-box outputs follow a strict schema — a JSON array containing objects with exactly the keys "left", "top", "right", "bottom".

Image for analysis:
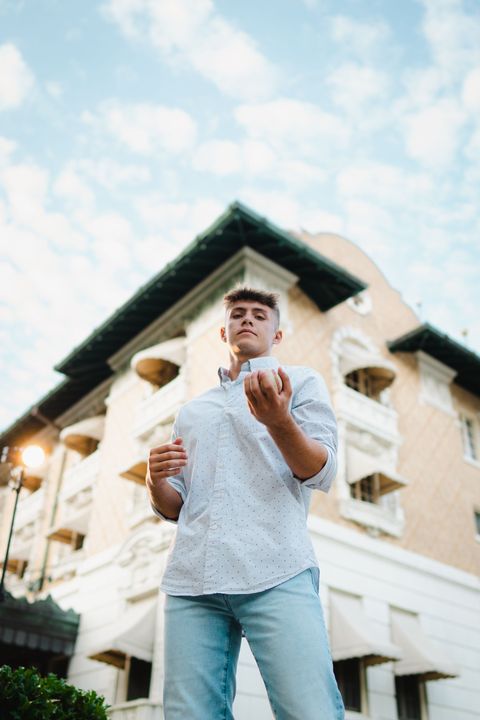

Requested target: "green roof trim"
[
  {"left": 0, "top": 201, "right": 365, "bottom": 447},
  {"left": 56, "top": 201, "right": 365, "bottom": 376},
  {"left": 0, "top": 591, "right": 80, "bottom": 656},
  {"left": 388, "top": 323, "right": 480, "bottom": 397}
]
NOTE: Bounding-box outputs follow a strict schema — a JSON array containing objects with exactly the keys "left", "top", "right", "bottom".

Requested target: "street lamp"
[{"left": 0, "top": 445, "right": 46, "bottom": 602}]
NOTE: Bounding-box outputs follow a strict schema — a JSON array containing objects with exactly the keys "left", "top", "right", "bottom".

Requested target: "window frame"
[
  {"left": 333, "top": 657, "right": 367, "bottom": 715},
  {"left": 460, "top": 415, "right": 478, "bottom": 462},
  {"left": 395, "top": 674, "right": 428, "bottom": 720}
]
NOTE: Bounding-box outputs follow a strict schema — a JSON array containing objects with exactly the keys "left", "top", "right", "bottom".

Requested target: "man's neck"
[{"left": 228, "top": 350, "right": 272, "bottom": 381}]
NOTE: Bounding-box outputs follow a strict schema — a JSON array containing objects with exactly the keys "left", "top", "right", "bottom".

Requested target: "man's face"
[{"left": 221, "top": 301, "right": 282, "bottom": 357}]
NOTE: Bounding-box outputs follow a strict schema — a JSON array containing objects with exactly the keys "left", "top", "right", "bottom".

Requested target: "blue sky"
[{"left": 0, "top": 0, "right": 479, "bottom": 432}]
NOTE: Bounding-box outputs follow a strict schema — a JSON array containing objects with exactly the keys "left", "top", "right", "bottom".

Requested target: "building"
[{"left": 1, "top": 202, "right": 479, "bottom": 720}]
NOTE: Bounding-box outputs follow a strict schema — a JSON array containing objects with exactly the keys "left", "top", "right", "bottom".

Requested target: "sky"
[{"left": 0, "top": 0, "right": 479, "bottom": 432}]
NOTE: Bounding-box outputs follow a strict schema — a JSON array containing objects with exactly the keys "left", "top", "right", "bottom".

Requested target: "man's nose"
[{"left": 241, "top": 316, "right": 254, "bottom": 325}]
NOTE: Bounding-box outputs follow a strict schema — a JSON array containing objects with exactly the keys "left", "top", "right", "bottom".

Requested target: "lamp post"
[{"left": 0, "top": 445, "right": 46, "bottom": 602}]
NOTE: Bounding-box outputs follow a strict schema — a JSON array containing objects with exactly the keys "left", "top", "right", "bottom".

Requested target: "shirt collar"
[{"left": 218, "top": 356, "right": 280, "bottom": 384}]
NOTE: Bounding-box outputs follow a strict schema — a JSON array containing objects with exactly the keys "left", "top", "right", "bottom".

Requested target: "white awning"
[
  {"left": 330, "top": 591, "right": 403, "bottom": 666},
  {"left": 340, "top": 352, "right": 396, "bottom": 391},
  {"left": 392, "top": 610, "right": 458, "bottom": 681},
  {"left": 46, "top": 509, "right": 90, "bottom": 543},
  {"left": 131, "top": 338, "right": 186, "bottom": 385},
  {"left": 60, "top": 416, "right": 105, "bottom": 455},
  {"left": 347, "top": 446, "right": 408, "bottom": 495},
  {"left": 119, "top": 458, "right": 147, "bottom": 485},
  {"left": 88, "top": 599, "right": 157, "bottom": 669}
]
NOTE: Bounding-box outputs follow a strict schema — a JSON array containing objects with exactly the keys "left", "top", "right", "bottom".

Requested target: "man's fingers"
[
  {"left": 277, "top": 367, "right": 292, "bottom": 396},
  {"left": 249, "top": 371, "right": 264, "bottom": 401}
]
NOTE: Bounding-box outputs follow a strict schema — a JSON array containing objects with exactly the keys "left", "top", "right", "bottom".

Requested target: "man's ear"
[
  {"left": 220, "top": 326, "right": 227, "bottom": 343},
  {"left": 272, "top": 329, "right": 283, "bottom": 345}
]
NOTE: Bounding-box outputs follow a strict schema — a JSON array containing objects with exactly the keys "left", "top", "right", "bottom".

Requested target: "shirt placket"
[{"left": 202, "top": 377, "right": 233, "bottom": 592}]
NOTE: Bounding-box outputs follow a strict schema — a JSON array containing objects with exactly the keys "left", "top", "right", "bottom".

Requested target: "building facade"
[{"left": 1, "top": 202, "right": 479, "bottom": 720}]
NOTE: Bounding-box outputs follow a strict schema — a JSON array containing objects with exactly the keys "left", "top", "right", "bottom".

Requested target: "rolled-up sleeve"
[
  {"left": 151, "top": 420, "right": 188, "bottom": 523},
  {"left": 291, "top": 370, "right": 338, "bottom": 492}
]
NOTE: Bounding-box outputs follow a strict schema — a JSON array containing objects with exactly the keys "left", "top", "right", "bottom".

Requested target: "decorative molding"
[
  {"left": 109, "top": 247, "right": 299, "bottom": 371},
  {"left": 339, "top": 497, "right": 404, "bottom": 538},
  {"left": 330, "top": 325, "right": 391, "bottom": 390},
  {"left": 307, "top": 515, "right": 480, "bottom": 589},
  {"left": 346, "top": 290, "right": 372, "bottom": 316},
  {"left": 334, "top": 385, "right": 400, "bottom": 445},
  {"left": 417, "top": 351, "right": 457, "bottom": 415},
  {"left": 116, "top": 526, "right": 173, "bottom": 601}
]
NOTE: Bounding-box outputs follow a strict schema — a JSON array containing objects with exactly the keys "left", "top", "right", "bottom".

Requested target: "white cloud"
[
  {"left": 330, "top": 15, "right": 390, "bottom": 57},
  {"left": 337, "top": 162, "right": 433, "bottom": 207},
  {"left": 193, "top": 140, "right": 242, "bottom": 176},
  {"left": 54, "top": 167, "right": 96, "bottom": 212},
  {"left": 134, "top": 196, "right": 223, "bottom": 247},
  {"left": 78, "top": 157, "right": 151, "bottom": 189},
  {"left": 420, "top": 0, "right": 480, "bottom": 85},
  {"left": 90, "top": 100, "right": 197, "bottom": 155},
  {"left": 403, "top": 99, "right": 465, "bottom": 168},
  {"left": 462, "top": 66, "right": 480, "bottom": 113},
  {"left": 103, "top": 0, "right": 278, "bottom": 101},
  {"left": 235, "top": 98, "right": 350, "bottom": 156},
  {"left": 0, "top": 136, "right": 16, "bottom": 166},
  {"left": 0, "top": 43, "right": 34, "bottom": 110},
  {"left": 400, "top": 67, "right": 443, "bottom": 110},
  {"left": 327, "top": 63, "right": 389, "bottom": 111},
  {"left": 45, "top": 81, "right": 63, "bottom": 98}
]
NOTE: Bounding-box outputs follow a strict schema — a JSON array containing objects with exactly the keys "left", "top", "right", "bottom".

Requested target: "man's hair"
[{"left": 223, "top": 287, "right": 280, "bottom": 327}]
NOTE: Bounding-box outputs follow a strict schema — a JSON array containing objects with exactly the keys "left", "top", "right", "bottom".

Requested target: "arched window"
[{"left": 338, "top": 336, "right": 396, "bottom": 402}]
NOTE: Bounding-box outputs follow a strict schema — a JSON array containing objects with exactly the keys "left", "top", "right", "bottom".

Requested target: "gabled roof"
[
  {"left": 388, "top": 323, "right": 480, "bottom": 397},
  {"left": 0, "top": 201, "right": 365, "bottom": 447},
  {"left": 56, "top": 201, "right": 365, "bottom": 377}
]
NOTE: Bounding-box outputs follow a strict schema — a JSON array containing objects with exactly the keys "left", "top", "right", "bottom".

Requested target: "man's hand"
[
  {"left": 148, "top": 437, "right": 188, "bottom": 483},
  {"left": 244, "top": 368, "right": 328, "bottom": 481},
  {"left": 243, "top": 367, "right": 293, "bottom": 430},
  {"left": 146, "top": 437, "right": 187, "bottom": 520}
]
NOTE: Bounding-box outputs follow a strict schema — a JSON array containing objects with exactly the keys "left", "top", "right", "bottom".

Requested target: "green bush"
[{"left": 0, "top": 665, "right": 109, "bottom": 719}]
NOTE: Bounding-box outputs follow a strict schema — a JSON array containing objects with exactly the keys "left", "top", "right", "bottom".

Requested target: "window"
[
  {"left": 474, "top": 511, "right": 480, "bottom": 537},
  {"left": 395, "top": 675, "right": 423, "bottom": 720},
  {"left": 127, "top": 657, "right": 152, "bottom": 701},
  {"left": 461, "top": 416, "right": 477, "bottom": 460},
  {"left": 350, "top": 474, "right": 380, "bottom": 504},
  {"left": 345, "top": 369, "right": 381, "bottom": 401},
  {"left": 333, "top": 658, "right": 362, "bottom": 712}
]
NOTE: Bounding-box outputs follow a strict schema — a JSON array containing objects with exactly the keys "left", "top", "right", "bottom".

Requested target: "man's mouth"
[{"left": 238, "top": 330, "right": 256, "bottom": 336}]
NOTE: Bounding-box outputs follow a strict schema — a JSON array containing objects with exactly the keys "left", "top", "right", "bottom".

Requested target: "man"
[{"left": 147, "top": 287, "right": 344, "bottom": 720}]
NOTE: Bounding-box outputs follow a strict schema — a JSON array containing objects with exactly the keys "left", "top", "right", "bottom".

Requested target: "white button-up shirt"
[{"left": 154, "top": 356, "right": 337, "bottom": 595}]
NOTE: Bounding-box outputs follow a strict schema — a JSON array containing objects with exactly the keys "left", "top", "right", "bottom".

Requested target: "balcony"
[
  {"left": 15, "top": 487, "right": 45, "bottom": 528},
  {"left": 46, "top": 451, "right": 99, "bottom": 553},
  {"left": 334, "top": 385, "right": 399, "bottom": 441},
  {"left": 133, "top": 376, "right": 186, "bottom": 440},
  {"left": 61, "top": 449, "right": 100, "bottom": 501},
  {"left": 9, "top": 488, "right": 46, "bottom": 566},
  {"left": 108, "top": 700, "right": 162, "bottom": 720}
]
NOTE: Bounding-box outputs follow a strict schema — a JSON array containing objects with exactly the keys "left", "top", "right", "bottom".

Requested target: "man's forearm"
[
  {"left": 267, "top": 414, "right": 328, "bottom": 481},
  {"left": 147, "top": 476, "right": 184, "bottom": 520}
]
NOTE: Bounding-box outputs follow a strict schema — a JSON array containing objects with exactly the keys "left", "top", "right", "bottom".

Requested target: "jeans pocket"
[{"left": 309, "top": 567, "right": 320, "bottom": 594}]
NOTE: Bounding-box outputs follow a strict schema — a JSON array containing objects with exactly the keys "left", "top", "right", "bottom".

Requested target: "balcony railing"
[
  {"left": 334, "top": 385, "right": 399, "bottom": 440},
  {"left": 133, "top": 376, "right": 186, "bottom": 440},
  {"left": 60, "top": 449, "right": 101, "bottom": 502},
  {"left": 15, "top": 487, "right": 45, "bottom": 528},
  {"left": 107, "top": 700, "right": 162, "bottom": 720}
]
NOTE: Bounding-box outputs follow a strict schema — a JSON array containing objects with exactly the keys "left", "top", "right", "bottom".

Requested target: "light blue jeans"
[{"left": 164, "top": 569, "right": 345, "bottom": 719}]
